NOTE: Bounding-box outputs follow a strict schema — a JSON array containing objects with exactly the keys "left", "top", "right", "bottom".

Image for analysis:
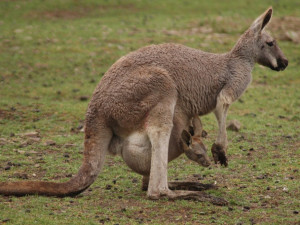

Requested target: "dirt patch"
[
  {"left": 163, "top": 16, "right": 300, "bottom": 44},
  {"left": 271, "top": 16, "right": 300, "bottom": 33},
  {"left": 162, "top": 26, "right": 214, "bottom": 37},
  {"left": 0, "top": 109, "right": 11, "bottom": 120},
  {"left": 0, "top": 108, "right": 24, "bottom": 120},
  {"left": 270, "top": 16, "right": 300, "bottom": 44},
  {"left": 26, "top": 4, "right": 138, "bottom": 20}
]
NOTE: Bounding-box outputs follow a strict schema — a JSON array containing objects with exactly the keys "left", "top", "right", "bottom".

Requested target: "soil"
[{"left": 26, "top": 4, "right": 138, "bottom": 20}]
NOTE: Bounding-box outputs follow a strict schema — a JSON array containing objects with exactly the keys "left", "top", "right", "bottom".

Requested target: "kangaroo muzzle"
[{"left": 276, "top": 57, "right": 288, "bottom": 71}]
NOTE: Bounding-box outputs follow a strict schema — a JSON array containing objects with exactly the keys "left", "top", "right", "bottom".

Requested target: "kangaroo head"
[
  {"left": 249, "top": 7, "right": 288, "bottom": 71},
  {"left": 181, "top": 130, "right": 210, "bottom": 167}
]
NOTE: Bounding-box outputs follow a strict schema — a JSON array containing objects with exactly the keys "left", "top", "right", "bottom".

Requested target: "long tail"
[{"left": 0, "top": 120, "right": 112, "bottom": 197}]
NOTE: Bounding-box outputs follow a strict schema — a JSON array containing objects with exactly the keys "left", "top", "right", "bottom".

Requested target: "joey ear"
[
  {"left": 181, "top": 130, "right": 192, "bottom": 147},
  {"left": 188, "top": 126, "right": 194, "bottom": 136},
  {"left": 250, "top": 7, "right": 273, "bottom": 34}
]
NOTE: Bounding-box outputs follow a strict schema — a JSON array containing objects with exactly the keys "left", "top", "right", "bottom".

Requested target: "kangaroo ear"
[
  {"left": 250, "top": 7, "right": 273, "bottom": 34},
  {"left": 181, "top": 130, "right": 192, "bottom": 147}
]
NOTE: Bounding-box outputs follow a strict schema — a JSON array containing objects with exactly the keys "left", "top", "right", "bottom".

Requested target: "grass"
[{"left": 0, "top": 0, "right": 299, "bottom": 224}]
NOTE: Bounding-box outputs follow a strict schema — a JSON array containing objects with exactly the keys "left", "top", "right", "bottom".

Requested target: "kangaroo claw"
[{"left": 211, "top": 143, "right": 228, "bottom": 167}]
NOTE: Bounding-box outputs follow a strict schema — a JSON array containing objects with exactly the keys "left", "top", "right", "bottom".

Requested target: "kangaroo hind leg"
[{"left": 146, "top": 97, "right": 176, "bottom": 199}]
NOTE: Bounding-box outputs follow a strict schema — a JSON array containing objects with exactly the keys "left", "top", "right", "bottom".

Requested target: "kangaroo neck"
[{"left": 229, "top": 30, "right": 256, "bottom": 70}]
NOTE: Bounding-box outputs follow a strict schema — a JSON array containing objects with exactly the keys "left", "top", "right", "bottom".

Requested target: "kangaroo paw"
[
  {"left": 149, "top": 190, "right": 228, "bottom": 206},
  {"left": 211, "top": 143, "right": 228, "bottom": 167}
]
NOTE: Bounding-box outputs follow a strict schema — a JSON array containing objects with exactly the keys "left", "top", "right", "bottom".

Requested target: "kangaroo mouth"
[
  {"left": 271, "top": 66, "right": 281, "bottom": 71},
  {"left": 272, "top": 65, "right": 287, "bottom": 71},
  {"left": 272, "top": 58, "right": 289, "bottom": 71}
]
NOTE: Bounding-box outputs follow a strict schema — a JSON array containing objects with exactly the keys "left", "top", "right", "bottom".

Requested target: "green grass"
[{"left": 0, "top": 0, "right": 299, "bottom": 224}]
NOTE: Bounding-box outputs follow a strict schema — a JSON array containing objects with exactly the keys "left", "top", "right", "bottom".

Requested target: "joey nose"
[{"left": 201, "top": 157, "right": 210, "bottom": 167}]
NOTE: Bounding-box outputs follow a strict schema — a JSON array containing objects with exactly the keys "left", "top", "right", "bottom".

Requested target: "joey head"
[{"left": 181, "top": 129, "right": 210, "bottom": 167}]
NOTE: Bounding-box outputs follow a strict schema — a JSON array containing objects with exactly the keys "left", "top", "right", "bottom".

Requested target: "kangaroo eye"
[{"left": 266, "top": 41, "right": 274, "bottom": 47}]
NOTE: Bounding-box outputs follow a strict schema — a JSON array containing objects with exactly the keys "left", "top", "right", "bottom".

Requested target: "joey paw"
[{"left": 211, "top": 143, "right": 228, "bottom": 167}]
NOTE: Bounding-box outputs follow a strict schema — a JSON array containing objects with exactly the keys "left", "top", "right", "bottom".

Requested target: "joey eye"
[{"left": 266, "top": 41, "right": 274, "bottom": 47}]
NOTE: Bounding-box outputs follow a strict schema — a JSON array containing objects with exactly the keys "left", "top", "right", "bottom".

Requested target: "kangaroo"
[{"left": 0, "top": 7, "right": 288, "bottom": 203}]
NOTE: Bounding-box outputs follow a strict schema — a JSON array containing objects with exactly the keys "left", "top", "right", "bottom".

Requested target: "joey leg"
[{"left": 141, "top": 176, "right": 149, "bottom": 191}]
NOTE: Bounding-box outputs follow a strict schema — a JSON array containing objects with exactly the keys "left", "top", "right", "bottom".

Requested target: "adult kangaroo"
[{"left": 0, "top": 7, "right": 288, "bottom": 202}]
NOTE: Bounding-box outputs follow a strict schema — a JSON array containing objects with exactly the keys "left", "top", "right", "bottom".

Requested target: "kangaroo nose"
[
  {"left": 283, "top": 58, "right": 288, "bottom": 67},
  {"left": 278, "top": 58, "right": 288, "bottom": 70}
]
